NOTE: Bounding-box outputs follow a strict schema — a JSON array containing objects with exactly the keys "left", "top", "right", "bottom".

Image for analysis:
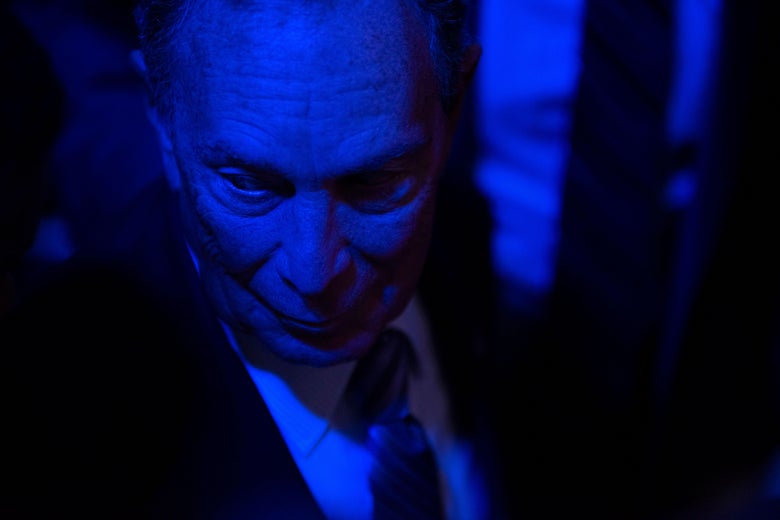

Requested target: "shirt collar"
[
  {"left": 222, "top": 322, "right": 356, "bottom": 457},
  {"left": 187, "top": 241, "right": 352, "bottom": 455}
]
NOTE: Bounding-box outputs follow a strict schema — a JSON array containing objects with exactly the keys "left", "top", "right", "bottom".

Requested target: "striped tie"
[{"left": 345, "top": 328, "right": 445, "bottom": 520}]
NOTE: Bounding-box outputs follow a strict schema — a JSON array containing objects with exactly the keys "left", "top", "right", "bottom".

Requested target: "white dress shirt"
[{"left": 219, "top": 296, "right": 489, "bottom": 520}]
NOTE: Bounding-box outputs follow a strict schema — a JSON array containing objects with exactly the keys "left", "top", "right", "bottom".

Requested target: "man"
[{"left": 30, "top": 0, "right": 485, "bottom": 518}]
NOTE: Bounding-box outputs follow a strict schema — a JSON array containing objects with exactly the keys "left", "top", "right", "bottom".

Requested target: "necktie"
[{"left": 344, "top": 328, "right": 445, "bottom": 520}]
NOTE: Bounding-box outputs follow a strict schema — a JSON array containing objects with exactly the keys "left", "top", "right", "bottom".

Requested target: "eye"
[
  {"left": 220, "top": 169, "right": 272, "bottom": 192},
  {"left": 342, "top": 170, "right": 418, "bottom": 213},
  {"left": 350, "top": 170, "right": 402, "bottom": 188},
  {"left": 218, "top": 168, "right": 293, "bottom": 196},
  {"left": 223, "top": 173, "right": 267, "bottom": 192},
  {"left": 213, "top": 168, "right": 293, "bottom": 215}
]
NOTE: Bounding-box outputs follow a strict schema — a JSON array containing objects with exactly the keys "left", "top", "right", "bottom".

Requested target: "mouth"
[{"left": 273, "top": 308, "right": 351, "bottom": 336}]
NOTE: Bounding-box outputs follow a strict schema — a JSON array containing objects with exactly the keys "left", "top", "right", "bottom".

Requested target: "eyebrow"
[
  {"left": 200, "top": 138, "right": 430, "bottom": 176},
  {"left": 195, "top": 143, "right": 287, "bottom": 183},
  {"left": 344, "top": 139, "right": 430, "bottom": 175}
]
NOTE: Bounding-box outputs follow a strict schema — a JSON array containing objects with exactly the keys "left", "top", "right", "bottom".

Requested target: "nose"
[{"left": 277, "top": 194, "right": 351, "bottom": 298}]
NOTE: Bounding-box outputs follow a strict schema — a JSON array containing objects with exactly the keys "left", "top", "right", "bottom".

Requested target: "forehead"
[
  {"left": 175, "top": 0, "right": 436, "bottom": 104},
  {"left": 169, "top": 0, "right": 440, "bottom": 174},
  {"left": 186, "top": 0, "right": 424, "bottom": 68}
]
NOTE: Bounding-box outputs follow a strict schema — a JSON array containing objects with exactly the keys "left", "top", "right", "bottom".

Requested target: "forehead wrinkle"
[
  {"left": 165, "top": 0, "right": 439, "bottom": 126},
  {"left": 189, "top": 62, "right": 416, "bottom": 171},
  {"left": 188, "top": 30, "right": 407, "bottom": 126},
  {"left": 192, "top": 35, "right": 413, "bottom": 103},
  {"left": 194, "top": 119, "right": 317, "bottom": 176},
  {"left": 172, "top": 0, "right": 439, "bottom": 179}
]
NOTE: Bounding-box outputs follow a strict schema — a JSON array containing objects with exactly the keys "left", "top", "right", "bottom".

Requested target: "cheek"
[
  {"left": 345, "top": 186, "right": 437, "bottom": 260},
  {"left": 347, "top": 196, "right": 436, "bottom": 314},
  {"left": 181, "top": 185, "right": 280, "bottom": 273}
]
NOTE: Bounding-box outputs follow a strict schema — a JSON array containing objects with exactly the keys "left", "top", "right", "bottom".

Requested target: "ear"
[
  {"left": 130, "top": 49, "right": 182, "bottom": 192},
  {"left": 446, "top": 43, "right": 482, "bottom": 129}
]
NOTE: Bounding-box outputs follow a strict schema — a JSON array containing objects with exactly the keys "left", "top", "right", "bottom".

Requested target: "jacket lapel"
[{"left": 115, "top": 179, "right": 327, "bottom": 519}]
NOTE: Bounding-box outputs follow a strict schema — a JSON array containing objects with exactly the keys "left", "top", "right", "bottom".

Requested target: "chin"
[{"left": 249, "top": 321, "right": 380, "bottom": 367}]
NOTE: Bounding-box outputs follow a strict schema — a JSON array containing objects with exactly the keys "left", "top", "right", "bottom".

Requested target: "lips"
[{"left": 271, "top": 306, "right": 352, "bottom": 336}]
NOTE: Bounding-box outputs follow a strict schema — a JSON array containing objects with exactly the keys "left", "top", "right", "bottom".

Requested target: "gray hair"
[{"left": 133, "top": 0, "right": 474, "bottom": 119}]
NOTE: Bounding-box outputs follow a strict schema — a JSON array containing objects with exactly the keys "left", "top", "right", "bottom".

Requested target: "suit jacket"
[{"left": 1, "top": 178, "right": 326, "bottom": 519}]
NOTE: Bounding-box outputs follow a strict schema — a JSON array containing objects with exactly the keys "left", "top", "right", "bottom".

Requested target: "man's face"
[{"left": 156, "top": 0, "right": 461, "bottom": 365}]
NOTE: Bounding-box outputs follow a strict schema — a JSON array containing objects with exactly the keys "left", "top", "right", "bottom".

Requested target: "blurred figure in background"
[
  {"left": 8, "top": 0, "right": 163, "bottom": 297},
  {"left": 1, "top": 9, "right": 188, "bottom": 518},
  {"left": 469, "top": 0, "right": 780, "bottom": 518},
  {"left": 0, "top": 2, "right": 64, "bottom": 314}
]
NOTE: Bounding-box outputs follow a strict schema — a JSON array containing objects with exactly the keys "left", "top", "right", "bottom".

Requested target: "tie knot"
[{"left": 344, "top": 328, "right": 416, "bottom": 428}]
